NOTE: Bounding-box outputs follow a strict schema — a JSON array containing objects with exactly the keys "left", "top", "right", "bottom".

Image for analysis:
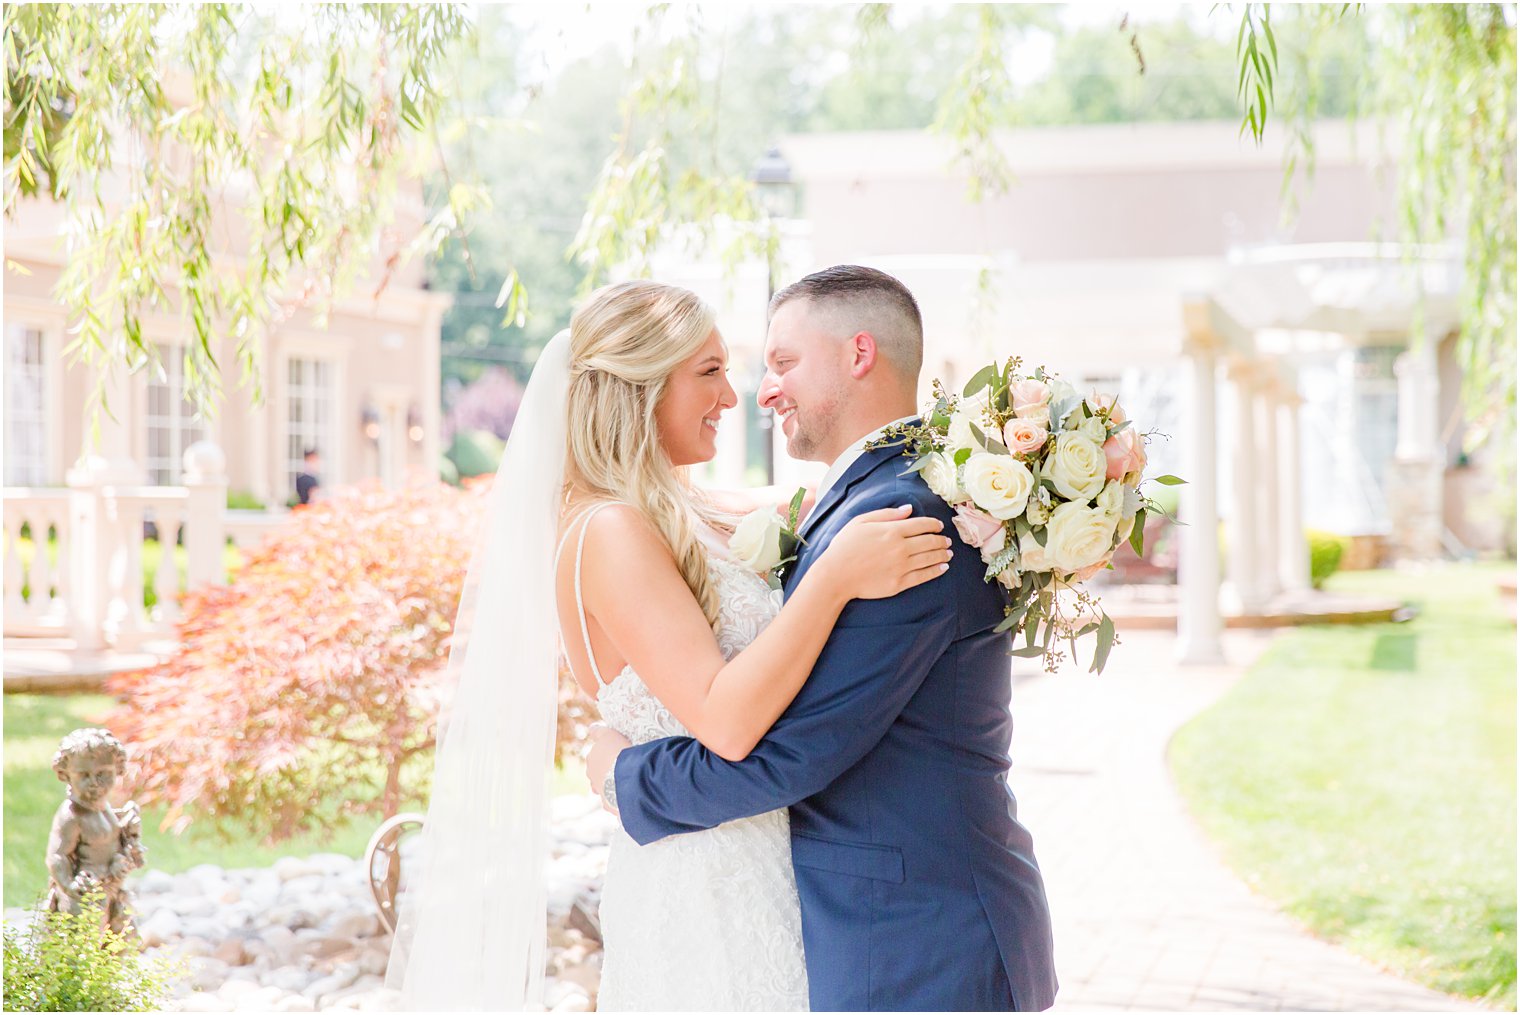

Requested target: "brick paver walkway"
[{"left": 1008, "top": 629, "right": 1484, "bottom": 1012}]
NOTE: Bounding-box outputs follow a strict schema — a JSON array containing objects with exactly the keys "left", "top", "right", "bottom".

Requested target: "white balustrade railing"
[
  {"left": 3, "top": 490, "right": 71, "bottom": 636},
  {"left": 1, "top": 441, "right": 292, "bottom": 650}
]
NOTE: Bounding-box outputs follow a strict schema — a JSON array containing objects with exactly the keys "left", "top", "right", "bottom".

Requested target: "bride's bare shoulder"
[{"left": 572, "top": 503, "right": 674, "bottom": 572}]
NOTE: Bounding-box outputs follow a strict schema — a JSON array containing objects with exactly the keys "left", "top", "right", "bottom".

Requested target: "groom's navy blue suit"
[{"left": 613, "top": 436, "right": 1058, "bottom": 1012}]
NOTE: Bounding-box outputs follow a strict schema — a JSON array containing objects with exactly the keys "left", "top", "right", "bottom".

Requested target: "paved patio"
[{"left": 1008, "top": 628, "right": 1484, "bottom": 1012}]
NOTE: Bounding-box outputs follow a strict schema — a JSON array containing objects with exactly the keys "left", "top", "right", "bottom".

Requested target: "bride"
[{"left": 386, "top": 280, "right": 953, "bottom": 1010}]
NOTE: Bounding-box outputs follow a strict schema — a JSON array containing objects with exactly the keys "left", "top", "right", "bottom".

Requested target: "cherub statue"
[{"left": 45, "top": 728, "right": 145, "bottom": 935}]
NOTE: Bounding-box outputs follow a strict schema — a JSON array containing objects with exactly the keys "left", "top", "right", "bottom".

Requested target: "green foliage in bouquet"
[{"left": 2, "top": 893, "right": 181, "bottom": 1012}]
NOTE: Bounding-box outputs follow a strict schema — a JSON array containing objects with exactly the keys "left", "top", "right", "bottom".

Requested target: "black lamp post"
[{"left": 750, "top": 145, "right": 794, "bottom": 485}]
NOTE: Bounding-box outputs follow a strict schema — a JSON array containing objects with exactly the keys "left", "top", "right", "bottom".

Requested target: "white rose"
[
  {"left": 1047, "top": 377, "right": 1077, "bottom": 406},
  {"left": 946, "top": 409, "right": 979, "bottom": 453},
  {"left": 962, "top": 453, "right": 1035, "bottom": 521},
  {"left": 1018, "top": 532, "right": 1054, "bottom": 573},
  {"left": 729, "top": 508, "right": 784, "bottom": 573},
  {"left": 921, "top": 452, "right": 969, "bottom": 504},
  {"left": 997, "top": 565, "right": 1022, "bottom": 590},
  {"left": 1046, "top": 432, "right": 1108, "bottom": 503},
  {"left": 1078, "top": 415, "right": 1108, "bottom": 444},
  {"left": 1096, "top": 479, "right": 1124, "bottom": 519},
  {"left": 1045, "top": 500, "right": 1119, "bottom": 574},
  {"left": 960, "top": 386, "right": 994, "bottom": 416}
]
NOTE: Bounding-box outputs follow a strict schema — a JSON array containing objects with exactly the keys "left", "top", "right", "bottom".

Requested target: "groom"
[{"left": 589, "top": 265, "right": 1057, "bottom": 1012}]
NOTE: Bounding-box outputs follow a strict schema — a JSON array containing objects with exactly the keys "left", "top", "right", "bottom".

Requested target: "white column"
[
  {"left": 421, "top": 306, "right": 445, "bottom": 486},
  {"left": 66, "top": 456, "right": 146, "bottom": 651},
  {"left": 1176, "top": 340, "right": 1224, "bottom": 665},
  {"left": 183, "top": 441, "right": 229, "bottom": 588},
  {"left": 1225, "top": 360, "right": 1266, "bottom": 614},
  {"left": 1254, "top": 375, "right": 1282, "bottom": 603},
  {"left": 1277, "top": 385, "right": 1310, "bottom": 591},
  {"left": 68, "top": 359, "right": 144, "bottom": 650},
  {"left": 1391, "top": 338, "right": 1444, "bottom": 560}
]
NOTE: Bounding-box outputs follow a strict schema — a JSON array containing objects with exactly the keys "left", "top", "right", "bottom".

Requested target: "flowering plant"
[
  {"left": 872, "top": 359, "right": 1183, "bottom": 673},
  {"left": 730, "top": 487, "right": 809, "bottom": 589}
]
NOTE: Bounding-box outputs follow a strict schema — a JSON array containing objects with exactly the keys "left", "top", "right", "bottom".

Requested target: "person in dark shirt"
[{"left": 295, "top": 448, "right": 322, "bottom": 506}]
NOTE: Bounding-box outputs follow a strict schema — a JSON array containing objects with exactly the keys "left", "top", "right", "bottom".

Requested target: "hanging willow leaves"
[
  {"left": 568, "top": 5, "right": 775, "bottom": 295},
  {"left": 1233, "top": 4, "right": 1516, "bottom": 461},
  {"left": 2, "top": 4, "right": 475, "bottom": 436}
]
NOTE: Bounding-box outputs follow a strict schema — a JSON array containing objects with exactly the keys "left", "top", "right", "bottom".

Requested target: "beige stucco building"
[{"left": 3, "top": 192, "right": 449, "bottom": 506}]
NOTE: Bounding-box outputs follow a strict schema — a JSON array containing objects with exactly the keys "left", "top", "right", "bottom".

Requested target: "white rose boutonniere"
[
  {"left": 729, "top": 487, "right": 808, "bottom": 588},
  {"left": 730, "top": 509, "right": 784, "bottom": 573}
]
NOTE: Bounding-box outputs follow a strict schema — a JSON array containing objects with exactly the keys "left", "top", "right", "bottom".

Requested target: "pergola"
[{"left": 867, "top": 241, "right": 1462, "bottom": 664}]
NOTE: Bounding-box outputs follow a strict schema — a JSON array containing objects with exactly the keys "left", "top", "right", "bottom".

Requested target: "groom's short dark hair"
[{"left": 769, "top": 265, "right": 923, "bottom": 378}]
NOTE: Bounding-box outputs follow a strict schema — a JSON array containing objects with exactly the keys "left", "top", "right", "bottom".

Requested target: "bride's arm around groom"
[{"left": 601, "top": 465, "right": 1058, "bottom": 1012}]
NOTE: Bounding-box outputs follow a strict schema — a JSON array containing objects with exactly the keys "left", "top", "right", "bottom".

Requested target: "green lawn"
[
  {"left": 1170, "top": 562, "right": 1517, "bottom": 1008},
  {"left": 4, "top": 694, "right": 589, "bottom": 908}
]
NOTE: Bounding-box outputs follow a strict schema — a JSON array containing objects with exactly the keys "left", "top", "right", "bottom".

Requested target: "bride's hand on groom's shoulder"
[
  {"left": 813, "top": 506, "right": 953, "bottom": 602},
  {"left": 585, "top": 723, "right": 632, "bottom": 813}
]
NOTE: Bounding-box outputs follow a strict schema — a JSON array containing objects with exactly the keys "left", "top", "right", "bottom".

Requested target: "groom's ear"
[{"left": 846, "top": 331, "right": 878, "bottom": 379}]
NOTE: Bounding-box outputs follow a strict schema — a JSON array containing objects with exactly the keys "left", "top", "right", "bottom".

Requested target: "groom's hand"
[{"left": 585, "top": 724, "right": 632, "bottom": 814}]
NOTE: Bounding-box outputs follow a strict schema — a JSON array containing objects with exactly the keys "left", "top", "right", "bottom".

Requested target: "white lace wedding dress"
[{"left": 562, "top": 505, "right": 809, "bottom": 1012}]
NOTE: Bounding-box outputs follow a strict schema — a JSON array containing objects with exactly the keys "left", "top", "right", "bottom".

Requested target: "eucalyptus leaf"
[
  {"left": 1090, "top": 615, "right": 1116, "bottom": 674},
  {"left": 1128, "top": 507, "right": 1147, "bottom": 557},
  {"left": 963, "top": 364, "right": 999, "bottom": 397}
]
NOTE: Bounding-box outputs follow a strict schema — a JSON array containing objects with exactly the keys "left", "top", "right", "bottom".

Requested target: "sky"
[{"left": 495, "top": 1, "right": 1212, "bottom": 85}]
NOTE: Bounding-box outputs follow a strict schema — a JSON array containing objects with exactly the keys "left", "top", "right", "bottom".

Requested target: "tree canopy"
[{"left": 3, "top": 3, "right": 472, "bottom": 431}]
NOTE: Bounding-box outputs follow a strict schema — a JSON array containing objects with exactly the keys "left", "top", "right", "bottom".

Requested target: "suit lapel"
[{"left": 799, "top": 425, "right": 919, "bottom": 540}]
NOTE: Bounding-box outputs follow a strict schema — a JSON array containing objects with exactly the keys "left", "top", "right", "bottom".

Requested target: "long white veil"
[{"left": 385, "top": 329, "right": 572, "bottom": 1010}]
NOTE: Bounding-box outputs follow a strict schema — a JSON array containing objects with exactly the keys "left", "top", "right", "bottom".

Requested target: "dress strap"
[{"left": 557, "top": 501, "right": 623, "bottom": 688}]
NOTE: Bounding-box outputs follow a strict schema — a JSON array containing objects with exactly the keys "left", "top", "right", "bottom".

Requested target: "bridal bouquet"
[{"left": 873, "top": 359, "right": 1182, "bottom": 674}]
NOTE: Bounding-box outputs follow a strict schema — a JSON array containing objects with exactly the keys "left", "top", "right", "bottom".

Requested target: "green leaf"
[
  {"left": 1128, "top": 507, "right": 1147, "bottom": 558},
  {"left": 1010, "top": 645, "right": 1047, "bottom": 659},
  {"left": 1090, "top": 615, "right": 1116, "bottom": 674},
  {"left": 954, "top": 447, "right": 972, "bottom": 467},
  {"left": 787, "top": 486, "right": 806, "bottom": 530},
  {"left": 962, "top": 363, "right": 999, "bottom": 398},
  {"left": 1152, "top": 475, "right": 1188, "bottom": 486}
]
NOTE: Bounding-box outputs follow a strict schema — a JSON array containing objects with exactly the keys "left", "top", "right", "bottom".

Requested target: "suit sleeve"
[{"left": 613, "top": 485, "right": 958, "bottom": 846}]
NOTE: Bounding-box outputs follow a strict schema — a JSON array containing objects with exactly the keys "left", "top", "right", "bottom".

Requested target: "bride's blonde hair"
[{"left": 565, "top": 280, "right": 722, "bottom": 628}]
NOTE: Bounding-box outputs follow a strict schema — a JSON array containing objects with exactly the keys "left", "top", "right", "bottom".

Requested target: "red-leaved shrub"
[{"left": 105, "top": 479, "right": 595, "bottom": 843}]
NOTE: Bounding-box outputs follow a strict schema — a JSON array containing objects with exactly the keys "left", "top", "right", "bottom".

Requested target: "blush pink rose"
[
  {"left": 1010, "top": 379, "right": 1052, "bottom": 420},
  {"left": 1071, "top": 551, "right": 1114, "bottom": 582},
  {"left": 951, "top": 504, "right": 1007, "bottom": 556},
  {"left": 1089, "top": 390, "right": 1126, "bottom": 424},
  {"left": 1103, "top": 427, "right": 1147, "bottom": 481},
  {"left": 1002, "top": 418, "right": 1049, "bottom": 456}
]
